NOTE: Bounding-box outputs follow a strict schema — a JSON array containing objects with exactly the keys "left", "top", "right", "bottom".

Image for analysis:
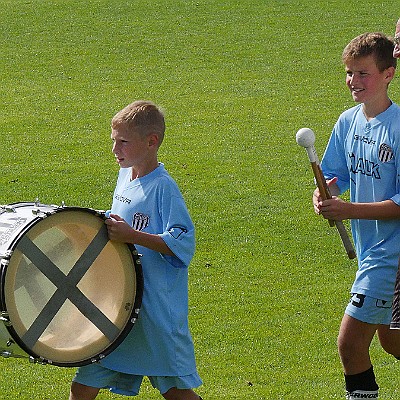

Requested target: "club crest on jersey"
[
  {"left": 132, "top": 213, "right": 149, "bottom": 231},
  {"left": 378, "top": 143, "right": 394, "bottom": 163}
]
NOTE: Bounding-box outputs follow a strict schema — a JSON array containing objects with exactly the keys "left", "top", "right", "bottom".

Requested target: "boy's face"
[
  {"left": 345, "top": 55, "right": 394, "bottom": 104},
  {"left": 111, "top": 125, "right": 155, "bottom": 170}
]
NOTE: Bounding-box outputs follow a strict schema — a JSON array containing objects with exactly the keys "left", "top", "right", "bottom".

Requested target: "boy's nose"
[{"left": 349, "top": 74, "right": 358, "bottom": 86}]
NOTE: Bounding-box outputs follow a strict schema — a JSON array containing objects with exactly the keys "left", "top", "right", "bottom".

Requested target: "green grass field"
[{"left": 1, "top": 0, "right": 400, "bottom": 399}]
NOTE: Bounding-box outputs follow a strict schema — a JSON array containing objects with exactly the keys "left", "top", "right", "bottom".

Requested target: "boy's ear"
[
  {"left": 385, "top": 66, "right": 396, "bottom": 81},
  {"left": 148, "top": 133, "right": 159, "bottom": 147}
]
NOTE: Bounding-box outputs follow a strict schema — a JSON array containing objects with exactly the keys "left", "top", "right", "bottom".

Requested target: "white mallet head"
[
  {"left": 296, "top": 127, "right": 315, "bottom": 148},
  {"left": 296, "top": 127, "right": 318, "bottom": 163}
]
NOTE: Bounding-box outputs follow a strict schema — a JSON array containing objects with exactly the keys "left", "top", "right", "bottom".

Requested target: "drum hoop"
[
  {"left": 0, "top": 202, "right": 48, "bottom": 360},
  {"left": 0, "top": 204, "right": 143, "bottom": 367}
]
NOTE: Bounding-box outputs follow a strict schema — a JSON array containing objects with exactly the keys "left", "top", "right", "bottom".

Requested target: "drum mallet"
[{"left": 296, "top": 127, "right": 356, "bottom": 260}]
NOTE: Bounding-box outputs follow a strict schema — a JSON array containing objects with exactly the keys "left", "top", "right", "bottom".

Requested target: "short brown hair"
[
  {"left": 342, "top": 32, "right": 397, "bottom": 71},
  {"left": 112, "top": 100, "right": 165, "bottom": 145}
]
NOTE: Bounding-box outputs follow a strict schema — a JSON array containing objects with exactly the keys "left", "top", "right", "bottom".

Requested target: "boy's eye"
[{"left": 112, "top": 138, "right": 128, "bottom": 143}]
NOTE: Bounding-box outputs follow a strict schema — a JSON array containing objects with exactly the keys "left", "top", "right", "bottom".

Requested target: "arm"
[
  {"left": 314, "top": 179, "right": 400, "bottom": 220},
  {"left": 319, "top": 197, "right": 400, "bottom": 220},
  {"left": 105, "top": 214, "right": 175, "bottom": 256}
]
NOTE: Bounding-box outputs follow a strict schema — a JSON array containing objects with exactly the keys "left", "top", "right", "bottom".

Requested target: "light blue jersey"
[
  {"left": 321, "top": 102, "right": 400, "bottom": 301},
  {"left": 100, "top": 163, "right": 199, "bottom": 376}
]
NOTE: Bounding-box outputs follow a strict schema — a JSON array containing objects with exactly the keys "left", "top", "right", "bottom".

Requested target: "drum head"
[{"left": 3, "top": 208, "right": 142, "bottom": 366}]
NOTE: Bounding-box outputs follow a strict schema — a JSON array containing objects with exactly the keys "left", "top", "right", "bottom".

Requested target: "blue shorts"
[
  {"left": 345, "top": 293, "right": 392, "bottom": 325},
  {"left": 72, "top": 363, "right": 202, "bottom": 396}
]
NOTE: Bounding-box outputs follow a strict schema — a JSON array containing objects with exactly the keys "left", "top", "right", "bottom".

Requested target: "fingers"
[
  {"left": 313, "top": 193, "right": 339, "bottom": 219},
  {"left": 319, "top": 199, "right": 333, "bottom": 219},
  {"left": 326, "top": 177, "right": 338, "bottom": 186},
  {"left": 313, "top": 177, "right": 339, "bottom": 216},
  {"left": 313, "top": 188, "right": 322, "bottom": 214},
  {"left": 318, "top": 197, "right": 345, "bottom": 220},
  {"left": 104, "top": 214, "right": 133, "bottom": 243},
  {"left": 104, "top": 214, "right": 122, "bottom": 238},
  {"left": 109, "top": 213, "right": 123, "bottom": 221},
  {"left": 104, "top": 214, "right": 124, "bottom": 225}
]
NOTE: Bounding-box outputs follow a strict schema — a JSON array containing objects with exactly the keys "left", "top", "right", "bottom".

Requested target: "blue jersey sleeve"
[
  {"left": 321, "top": 117, "right": 351, "bottom": 194},
  {"left": 158, "top": 191, "right": 195, "bottom": 269}
]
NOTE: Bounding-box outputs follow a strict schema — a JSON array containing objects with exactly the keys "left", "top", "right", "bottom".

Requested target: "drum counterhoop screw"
[
  {"left": 0, "top": 313, "right": 11, "bottom": 326},
  {"left": 3, "top": 250, "right": 13, "bottom": 259},
  {"left": 31, "top": 357, "right": 50, "bottom": 365},
  {"left": 0, "top": 258, "right": 10, "bottom": 267},
  {"left": 28, "top": 356, "right": 48, "bottom": 364},
  {"left": 91, "top": 354, "right": 105, "bottom": 363}
]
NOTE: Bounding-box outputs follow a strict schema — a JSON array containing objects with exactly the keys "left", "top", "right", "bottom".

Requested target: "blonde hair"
[
  {"left": 342, "top": 32, "right": 397, "bottom": 72},
  {"left": 111, "top": 100, "right": 165, "bottom": 146}
]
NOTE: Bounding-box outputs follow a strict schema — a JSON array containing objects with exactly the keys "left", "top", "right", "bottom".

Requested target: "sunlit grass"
[{"left": 0, "top": 0, "right": 399, "bottom": 399}]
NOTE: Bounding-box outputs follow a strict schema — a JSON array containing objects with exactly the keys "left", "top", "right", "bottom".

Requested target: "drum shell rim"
[{"left": 0, "top": 204, "right": 144, "bottom": 367}]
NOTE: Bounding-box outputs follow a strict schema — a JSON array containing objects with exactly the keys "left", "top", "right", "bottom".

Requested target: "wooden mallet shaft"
[{"left": 296, "top": 128, "right": 356, "bottom": 260}]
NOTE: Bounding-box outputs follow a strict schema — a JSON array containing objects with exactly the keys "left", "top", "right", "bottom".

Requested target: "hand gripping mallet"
[{"left": 296, "top": 127, "right": 356, "bottom": 260}]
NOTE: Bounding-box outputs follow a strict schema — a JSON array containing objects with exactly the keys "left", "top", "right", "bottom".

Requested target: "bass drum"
[{"left": 0, "top": 202, "right": 143, "bottom": 367}]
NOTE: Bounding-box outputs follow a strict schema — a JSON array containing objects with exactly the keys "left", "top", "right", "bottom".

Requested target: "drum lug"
[
  {"left": 31, "top": 208, "right": 46, "bottom": 216},
  {"left": 0, "top": 251, "right": 12, "bottom": 261},
  {"left": 31, "top": 208, "right": 54, "bottom": 217},
  {"left": 93, "top": 353, "right": 106, "bottom": 363},
  {"left": 130, "top": 308, "right": 140, "bottom": 323},
  {"left": 29, "top": 356, "right": 51, "bottom": 365},
  {"left": 0, "top": 205, "right": 16, "bottom": 214},
  {"left": 0, "top": 312, "right": 11, "bottom": 326}
]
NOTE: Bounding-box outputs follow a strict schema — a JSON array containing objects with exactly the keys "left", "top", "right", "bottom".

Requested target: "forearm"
[
  {"left": 343, "top": 199, "right": 400, "bottom": 220},
  {"left": 125, "top": 229, "right": 174, "bottom": 256},
  {"left": 105, "top": 215, "right": 175, "bottom": 256},
  {"left": 316, "top": 179, "right": 400, "bottom": 220}
]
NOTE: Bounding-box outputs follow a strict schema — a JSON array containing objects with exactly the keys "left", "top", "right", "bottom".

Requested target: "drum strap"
[{"left": 16, "top": 224, "right": 121, "bottom": 349}]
